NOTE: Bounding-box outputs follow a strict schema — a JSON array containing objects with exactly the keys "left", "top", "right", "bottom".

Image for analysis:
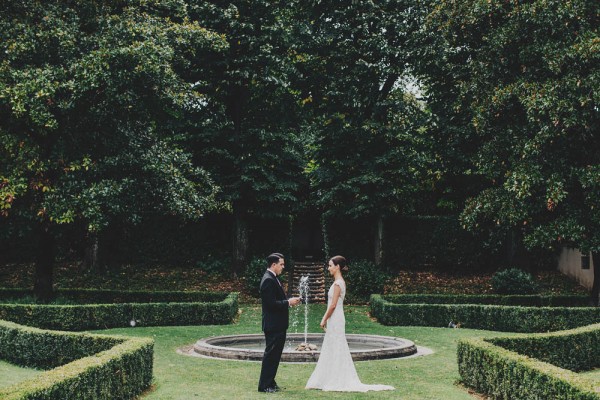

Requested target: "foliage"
[
  {"left": 458, "top": 324, "right": 600, "bottom": 400},
  {"left": 0, "top": 288, "right": 229, "bottom": 304},
  {"left": 370, "top": 294, "right": 600, "bottom": 332},
  {"left": 344, "top": 259, "right": 388, "bottom": 302},
  {"left": 0, "top": 319, "right": 153, "bottom": 399},
  {"left": 491, "top": 268, "right": 539, "bottom": 295},
  {"left": 0, "top": 0, "right": 225, "bottom": 230},
  {"left": 185, "top": 1, "right": 308, "bottom": 217},
  {"left": 424, "top": 0, "right": 600, "bottom": 253},
  {"left": 195, "top": 254, "right": 231, "bottom": 277},
  {"left": 384, "top": 215, "right": 501, "bottom": 271},
  {"left": 0, "top": 291, "right": 238, "bottom": 330},
  {"left": 491, "top": 325, "right": 600, "bottom": 373},
  {"left": 243, "top": 257, "right": 268, "bottom": 297},
  {"left": 0, "top": 0, "right": 229, "bottom": 297},
  {"left": 295, "top": 0, "right": 434, "bottom": 221},
  {"left": 382, "top": 294, "right": 591, "bottom": 307}
]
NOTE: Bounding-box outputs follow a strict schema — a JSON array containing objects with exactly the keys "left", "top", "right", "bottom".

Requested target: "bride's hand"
[{"left": 320, "top": 320, "right": 327, "bottom": 331}]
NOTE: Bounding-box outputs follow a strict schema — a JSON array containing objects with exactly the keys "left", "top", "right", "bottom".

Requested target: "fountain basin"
[{"left": 192, "top": 333, "right": 417, "bottom": 362}]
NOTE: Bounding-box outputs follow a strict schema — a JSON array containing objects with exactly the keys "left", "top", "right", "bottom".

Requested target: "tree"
[
  {"left": 185, "top": 0, "right": 308, "bottom": 275},
  {"left": 427, "top": 0, "right": 600, "bottom": 301},
  {"left": 295, "top": 0, "right": 433, "bottom": 264},
  {"left": 0, "top": 0, "right": 226, "bottom": 300}
]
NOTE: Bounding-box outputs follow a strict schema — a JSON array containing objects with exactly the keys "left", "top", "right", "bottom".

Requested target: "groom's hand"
[{"left": 289, "top": 297, "right": 301, "bottom": 307}]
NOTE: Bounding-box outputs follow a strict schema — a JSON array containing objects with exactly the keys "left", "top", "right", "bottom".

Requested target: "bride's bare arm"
[{"left": 320, "top": 284, "right": 342, "bottom": 330}]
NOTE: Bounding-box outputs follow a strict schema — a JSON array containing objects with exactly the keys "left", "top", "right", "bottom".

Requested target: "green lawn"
[
  {"left": 19, "top": 304, "right": 600, "bottom": 399},
  {"left": 0, "top": 360, "right": 41, "bottom": 390},
  {"left": 88, "top": 305, "right": 512, "bottom": 400}
]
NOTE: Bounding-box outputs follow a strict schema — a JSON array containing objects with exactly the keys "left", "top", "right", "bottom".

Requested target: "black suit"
[{"left": 258, "top": 270, "right": 289, "bottom": 391}]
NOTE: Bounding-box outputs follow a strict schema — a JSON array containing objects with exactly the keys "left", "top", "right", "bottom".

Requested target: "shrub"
[
  {"left": 0, "top": 290, "right": 238, "bottom": 330},
  {"left": 370, "top": 294, "right": 600, "bottom": 332},
  {"left": 491, "top": 268, "right": 539, "bottom": 295},
  {"left": 0, "top": 320, "right": 153, "bottom": 400},
  {"left": 458, "top": 324, "right": 600, "bottom": 400},
  {"left": 490, "top": 325, "right": 600, "bottom": 372},
  {"left": 244, "top": 257, "right": 267, "bottom": 297},
  {"left": 345, "top": 260, "right": 388, "bottom": 303},
  {"left": 0, "top": 288, "right": 229, "bottom": 304},
  {"left": 195, "top": 254, "right": 230, "bottom": 277},
  {"left": 381, "top": 293, "right": 591, "bottom": 307}
]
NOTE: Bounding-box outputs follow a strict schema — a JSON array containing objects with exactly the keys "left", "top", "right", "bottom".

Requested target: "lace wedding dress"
[{"left": 305, "top": 279, "right": 394, "bottom": 392}]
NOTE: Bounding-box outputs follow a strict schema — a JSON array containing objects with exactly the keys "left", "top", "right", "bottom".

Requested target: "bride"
[{"left": 306, "top": 255, "right": 394, "bottom": 392}]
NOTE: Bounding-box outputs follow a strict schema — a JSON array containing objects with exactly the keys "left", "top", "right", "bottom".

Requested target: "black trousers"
[{"left": 258, "top": 330, "right": 286, "bottom": 391}]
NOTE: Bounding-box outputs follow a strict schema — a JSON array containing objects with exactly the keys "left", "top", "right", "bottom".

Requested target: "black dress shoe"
[{"left": 258, "top": 387, "right": 278, "bottom": 393}]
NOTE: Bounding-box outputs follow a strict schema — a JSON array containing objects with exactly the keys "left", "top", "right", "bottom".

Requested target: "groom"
[{"left": 258, "top": 253, "right": 301, "bottom": 393}]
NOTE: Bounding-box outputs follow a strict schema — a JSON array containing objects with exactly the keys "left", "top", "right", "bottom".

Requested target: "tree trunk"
[
  {"left": 287, "top": 215, "right": 294, "bottom": 261},
  {"left": 374, "top": 214, "right": 384, "bottom": 265},
  {"left": 98, "top": 225, "right": 122, "bottom": 270},
  {"left": 33, "top": 223, "right": 55, "bottom": 302},
  {"left": 591, "top": 252, "right": 599, "bottom": 307},
  {"left": 83, "top": 231, "right": 99, "bottom": 271},
  {"left": 321, "top": 214, "right": 330, "bottom": 260},
  {"left": 506, "top": 229, "right": 531, "bottom": 271},
  {"left": 232, "top": 205, "right": 248, "bottom": 278}
]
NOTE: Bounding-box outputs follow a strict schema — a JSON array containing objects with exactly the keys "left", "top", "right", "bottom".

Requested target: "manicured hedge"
[
  {"left": 0, "top": 319, "right": 153, "bottom": 400},
  {"left": 490, "top": 324, "right": 600, "bottom": 372},
  {"left": 381, "top": 294, "right": 591, "bottom": 307},
  {"left": 0, "top": 288, "right": 229, "bottom": 304},
  {"left": 0, "top": 290, "right": 238, "bottom": 330},
  {"left": 370, "top": 294, "right": 600, "bottom": 332},
  {"left": 458, "top": 324, "right": 600, "bottom": 400}
]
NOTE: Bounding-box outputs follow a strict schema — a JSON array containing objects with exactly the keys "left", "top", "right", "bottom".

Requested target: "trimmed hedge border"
[
  {"left": 0, "top": 319, "right": 153, "bottom": 400},
  {"left": 0, "top": 288, "right": 229, "bottom": 304},
  {"left": 370, "top": 294, "right": 600, "bottom": 332},
  {"left": 458, "top": 324, "right": 600, "bottom": 400},
  {"left": 379, "top": 294, "right": 592, "bottom": 307},
  {"left": 0, "top": 289, "right": 239, "bottom": 331}
]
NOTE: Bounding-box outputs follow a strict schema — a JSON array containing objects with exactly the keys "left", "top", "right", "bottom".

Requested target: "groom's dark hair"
[{"left": 266, "top": 253, "right": 284, "bottom": 268}]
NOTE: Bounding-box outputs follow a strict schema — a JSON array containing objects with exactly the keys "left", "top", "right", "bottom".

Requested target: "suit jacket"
[{"left": 260, "top": 270, "right": 289, "bottom": 332}]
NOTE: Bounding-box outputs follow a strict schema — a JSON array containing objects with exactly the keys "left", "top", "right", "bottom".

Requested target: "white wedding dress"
[{"left": 305, "top": 279, "right": 394, "bottom": 392}]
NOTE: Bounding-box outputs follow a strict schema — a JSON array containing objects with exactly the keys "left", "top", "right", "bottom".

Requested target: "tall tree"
[
  {"left": 296, "top": 0, "right": 433, "bottom": 264},
  {"left": 186, "top": 0, "right": 307, "bottom": 275},
  {"left": 427, "top": 0, "right": 600, "bottom": 300},
  {"left": 0, "top": 0, "right": 225, "bottom": 300}
]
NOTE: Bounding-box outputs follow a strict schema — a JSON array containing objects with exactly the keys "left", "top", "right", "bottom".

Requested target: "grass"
[
  {"left": 87, "top": 305, "right": 512, "bottom": 400},
  {"left": 0, "top": 360, "right": 41, "bottom": 389},
  {"left": 0, "top": 263, "right": 590, "bottom": 398}
]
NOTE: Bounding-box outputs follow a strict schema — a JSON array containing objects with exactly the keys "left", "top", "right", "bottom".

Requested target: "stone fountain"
[
  {"left": 183, "top": 274, "right": 422, "bottom": 362},
  {"left": 190, "top": 333, "right": 418, "bottom": 362}
]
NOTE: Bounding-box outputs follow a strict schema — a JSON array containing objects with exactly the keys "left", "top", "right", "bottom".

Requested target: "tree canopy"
[
  {"left": 425, "top": 0, "right": 600, "bottom": 253},
  {"left": 0, "top": 0, "right": 227, "bottom": 298},
  {"left": 1, "top": 0, "right": 599, "bottom": 297}
]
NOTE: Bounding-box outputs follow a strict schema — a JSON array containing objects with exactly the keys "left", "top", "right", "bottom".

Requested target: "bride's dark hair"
[{"left": 330, "top": 255, "right": 349, "bottom": 271}]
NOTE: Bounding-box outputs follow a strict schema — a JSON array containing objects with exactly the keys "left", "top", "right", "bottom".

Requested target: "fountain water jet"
[{"left": 295, "top": 275, "right": 313, "bottom": 351}]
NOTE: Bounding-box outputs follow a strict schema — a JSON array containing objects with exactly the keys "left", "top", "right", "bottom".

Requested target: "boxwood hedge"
[
  {"left": 458, "top": 324, "right": 600, "bottom": 400},
  {"left": 0, "top": 288, "right": 230, "bottom": 304},
  {"left": 379, "top": 294, "right": 592, "bottom": 307},
  {"left": 0, "top": 319, "right": 153, "bottom": 400},
  {"left": 370, "top": 294, "right": 600, "bottom": 332},
  {"left": 0, "top": 289, "right": 238, "bottom": 331}
]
